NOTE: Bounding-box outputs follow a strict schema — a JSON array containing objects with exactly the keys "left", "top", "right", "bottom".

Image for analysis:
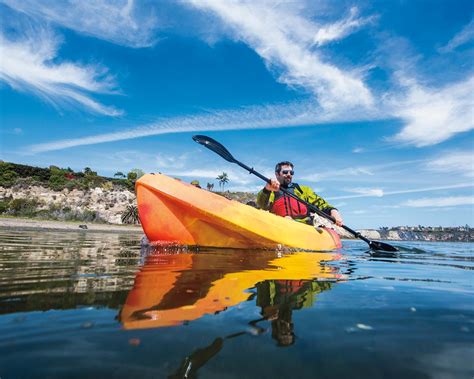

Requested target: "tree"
[
  {"left": 121, "top": 205, "right": 140, "bottom": 224},
  {"left": 216, "top": 172, "right": 229, "bottom": 191},
  {"left": 114, "top": 171, "right": 125, "bottom": 178},
  {"left": 84, "top": 167, "right": 92, "bottom": 175},
  {"left": 207, "top": 182, "right": 214, "bottom": 191},
  {"left": 128, "top": 168, "right": 145, "bottom": 180}
]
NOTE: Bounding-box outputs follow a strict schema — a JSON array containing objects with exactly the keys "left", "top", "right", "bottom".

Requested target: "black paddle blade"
[
  {"left": 369, "top": 240, "right": 398, "bottom": 252},
  {"left": 192, "top": 135, "right": 236, "bottom": 163}
]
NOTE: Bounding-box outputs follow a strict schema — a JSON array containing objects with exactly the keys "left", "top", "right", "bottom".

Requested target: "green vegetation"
[
  {"left": 0, "top": 198, "right": 105, "bottom": 222},
  {"left": 121, "top": 205, "right": 140, "bottom": 225},
  {"left": 0, "top": 161, "right": 142, "bottom": 192},
  {"left": 216, "top": 172, "right": 229, "bottom": 191}
]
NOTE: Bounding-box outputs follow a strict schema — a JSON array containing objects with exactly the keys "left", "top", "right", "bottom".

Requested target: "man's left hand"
[{"left": 330, "top": 209, "right": 343, "bottom": 226}]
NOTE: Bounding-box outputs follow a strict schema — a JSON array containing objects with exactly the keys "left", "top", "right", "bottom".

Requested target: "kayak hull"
[{"left": 136, "top": 173, "right": 341, "bottom": 251}]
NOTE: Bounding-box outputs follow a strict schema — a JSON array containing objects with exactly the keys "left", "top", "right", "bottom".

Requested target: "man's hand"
[
  {"left": 265, "top": 178, "right": 280, "bottom": 192},
  {"left": 330, "top": 209, "right": 343, "bottom": 226}
]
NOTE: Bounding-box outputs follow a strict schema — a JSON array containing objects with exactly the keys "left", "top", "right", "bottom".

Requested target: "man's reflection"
[{"left": 257, "top": 279, "right": 333, "bottom": 346}]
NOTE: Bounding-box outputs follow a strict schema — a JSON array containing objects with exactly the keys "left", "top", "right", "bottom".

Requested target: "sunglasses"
[{"left": 280, "top": 170, "right": 294, "bottom": 175}]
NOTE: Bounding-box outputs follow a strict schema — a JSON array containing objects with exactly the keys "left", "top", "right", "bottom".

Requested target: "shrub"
[
  {"left": 0, "top": 199, "right": 10, "bottom": 213},
  {"left": 121, "top": 205, "right": 140, "bottom": 224},
  {"left": 0, "top": 165, "right": 19, "bottom": 187},
  {"left": 48, "top": 172, "right": 68, "bottom": 190},
  {"left": 101, "top": 181, "right": 113, "bottom": 191},
  {"left": 8, "top": 198, "right": 39, "bottom": 216},
  {"left": 127, "top": 171, "right": 138, "bottom": 181}
]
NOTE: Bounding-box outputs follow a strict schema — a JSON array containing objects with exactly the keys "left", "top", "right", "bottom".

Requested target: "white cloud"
[
  {"left": 427, "top": 151, "right": 474, "bottom": 177},
  {"left": 348, "top": 187, "right": 384, "bottom": 197},
  {"left": 27, "top": 100, "right": 384, "bottom": 153},
  {"left": 389, "top": 74, "right": 474, "bottom": 147},
  {"left": 329, "top": 183, "right": 474, "bottom": 200},
  {"left": 302, "top": 167, "right": 374, "bottom": 182},
  {"left": 164, "top": 167, "right": 256, "bottom": 186},
  {"left": 155, "top": 153, "right": 190, "bottom": 170},
  {"left": 352, "top": 147, "right": 365, "bottom": 153},
  {"left": 2, "top": 0, "right": 158, "bottom": 48},
  {"left": 402, "top": 196, "right": 474, "bottom": 208},
  {"left": 302, "top": 159, "right": 425, "bottom": 182},
  {"left": 438, "top": 18, "right": 474, "bottom": 53},
  {"left": 185, "top": 1, "right": 374, "bottom": 111},
  {"left": 0, "top": 28, "right": 121, "bottom": 116},
  {"left": 313, "top": 7, "right": 375, "bottom": 46}
]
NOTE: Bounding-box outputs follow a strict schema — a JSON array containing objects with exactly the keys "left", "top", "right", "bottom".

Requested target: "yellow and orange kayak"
[{"left": 136, "top": 173, "right": 341, "bottom": 251}]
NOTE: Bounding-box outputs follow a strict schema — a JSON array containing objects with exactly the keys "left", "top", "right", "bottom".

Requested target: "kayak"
[{"left": 136, "top": 173, "right": 342, "bottom": 251}]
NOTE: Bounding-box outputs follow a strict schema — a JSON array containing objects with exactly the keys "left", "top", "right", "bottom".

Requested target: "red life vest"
[{"left": 271, "top": 194, "right": 307, "bottom": 218}]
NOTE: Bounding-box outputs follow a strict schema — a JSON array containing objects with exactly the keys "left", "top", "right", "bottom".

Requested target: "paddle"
[{"left": 192, "top": 134, "right": 398, "bottom": 252}]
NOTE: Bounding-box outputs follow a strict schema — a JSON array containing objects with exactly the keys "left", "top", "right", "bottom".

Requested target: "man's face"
[{"left": 276, "top": 164, "right": 294, "bottom": 186}]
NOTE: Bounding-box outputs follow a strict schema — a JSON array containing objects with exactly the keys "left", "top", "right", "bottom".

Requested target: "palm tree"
[
  {"left": 216, "top": 172, "right": 229, "bottom": 191},
  {"left": 121, "top": 205, "right": 140, "bottom": 224},
  {"left": 207, "top": 182, "right": 214, "bottom": 191}
]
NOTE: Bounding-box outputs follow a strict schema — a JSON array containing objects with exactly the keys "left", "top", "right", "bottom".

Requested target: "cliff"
[
  {"left": 359, "top": 228, "right": 473, "bottom": 242},
  {"left": 0, "top": 184, "right": 136, "bottom": 224}
]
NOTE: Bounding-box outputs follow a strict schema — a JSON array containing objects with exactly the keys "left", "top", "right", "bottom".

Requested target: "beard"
[{"left": 279, "top": 177, "right": 292, "bottom": 187}]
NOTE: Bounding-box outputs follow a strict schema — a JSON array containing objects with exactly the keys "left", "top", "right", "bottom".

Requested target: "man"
[{"left": 256, "top": 161, "right": 343, "bottom": 226}]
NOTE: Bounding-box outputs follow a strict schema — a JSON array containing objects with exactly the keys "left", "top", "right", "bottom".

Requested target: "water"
[{"left": 0, "top": 229, "right": 473, "bottom": 378}]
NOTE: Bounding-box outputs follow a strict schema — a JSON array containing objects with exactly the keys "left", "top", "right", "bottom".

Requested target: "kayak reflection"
[{"left": 119, "top": 246, "right": 343, "bottom": 330}]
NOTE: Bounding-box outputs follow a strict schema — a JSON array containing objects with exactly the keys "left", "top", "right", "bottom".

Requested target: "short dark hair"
[{"left": 275, "top": 161, "right": 294, "bottom": 173}]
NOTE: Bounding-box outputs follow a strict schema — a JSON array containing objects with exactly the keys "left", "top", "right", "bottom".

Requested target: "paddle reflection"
[{"left": 119, "top": 246, "right": 343, "bottom": 330}]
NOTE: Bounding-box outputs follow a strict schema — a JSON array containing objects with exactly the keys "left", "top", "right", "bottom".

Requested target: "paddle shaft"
[{"left": 235, "top": 161, "right": 370, "bottom": 243}]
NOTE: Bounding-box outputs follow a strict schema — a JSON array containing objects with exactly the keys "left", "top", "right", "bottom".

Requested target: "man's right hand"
[{"left": 265, "top": 178, "right": 280, "bottom": 192}]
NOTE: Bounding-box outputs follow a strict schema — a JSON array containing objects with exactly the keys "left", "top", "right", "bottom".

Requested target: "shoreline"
[{"left": 0, "top": 217, "right": 143, "bottom": 234}]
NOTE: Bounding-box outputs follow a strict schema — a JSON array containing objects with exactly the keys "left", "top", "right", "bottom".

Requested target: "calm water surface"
[{"left": 0, "top": 229, "right": 473, "bottom": 378}]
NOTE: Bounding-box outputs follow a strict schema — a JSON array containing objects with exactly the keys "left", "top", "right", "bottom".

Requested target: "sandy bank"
[{"left": 0, "top": 217, "right": 143, "bottom": 234}]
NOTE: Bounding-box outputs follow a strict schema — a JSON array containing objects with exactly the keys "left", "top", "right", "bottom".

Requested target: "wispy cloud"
[
  {"left": 346, "top": 187, "right": 384, "bottom": 197},
  {"left": 164, "top": 167, "right": 256, "bottom": 186},
  {"left": 302, "top": 159, "right": 424, "bottom": 182},
  {"left": 27, "top": 100, "right": 384, "bottom": 153},
  {"left": 389, "top": 75, "right": 474, "bottom": 146},
  {"left": 313, "top": 6, "right": 375, "bottom": 46},
  {"left": 427, "top": 151, "right": 474, "bottom": 177},
  {"left": 185, "top": 1, "right": 374, "bottom": 111},
  {"left": 438, "top": 18, "right": 474, "bottom": 53},
  {"left": 2, "top": 0, "right": 158, "bottom": 48},
  {"left": 402, "top": 196, "right": 474, "bottom": 208},
  {"left": 0, "top": 26, "right": 122, "bottom": 116},
  {"left": 328, "top": 183, "right": 474, "bottom": 200},
  {"left": 302, "top": 166, "right": 374, "bottom": 182}
]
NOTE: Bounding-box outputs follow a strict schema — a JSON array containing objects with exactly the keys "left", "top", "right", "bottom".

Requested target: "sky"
[{"left": 0, "top": 0, "right": 473, "bottom": 229}]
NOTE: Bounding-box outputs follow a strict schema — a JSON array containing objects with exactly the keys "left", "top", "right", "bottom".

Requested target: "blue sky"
[{"left": 0, "top": 0, "right": 473, "bottom": 229}]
